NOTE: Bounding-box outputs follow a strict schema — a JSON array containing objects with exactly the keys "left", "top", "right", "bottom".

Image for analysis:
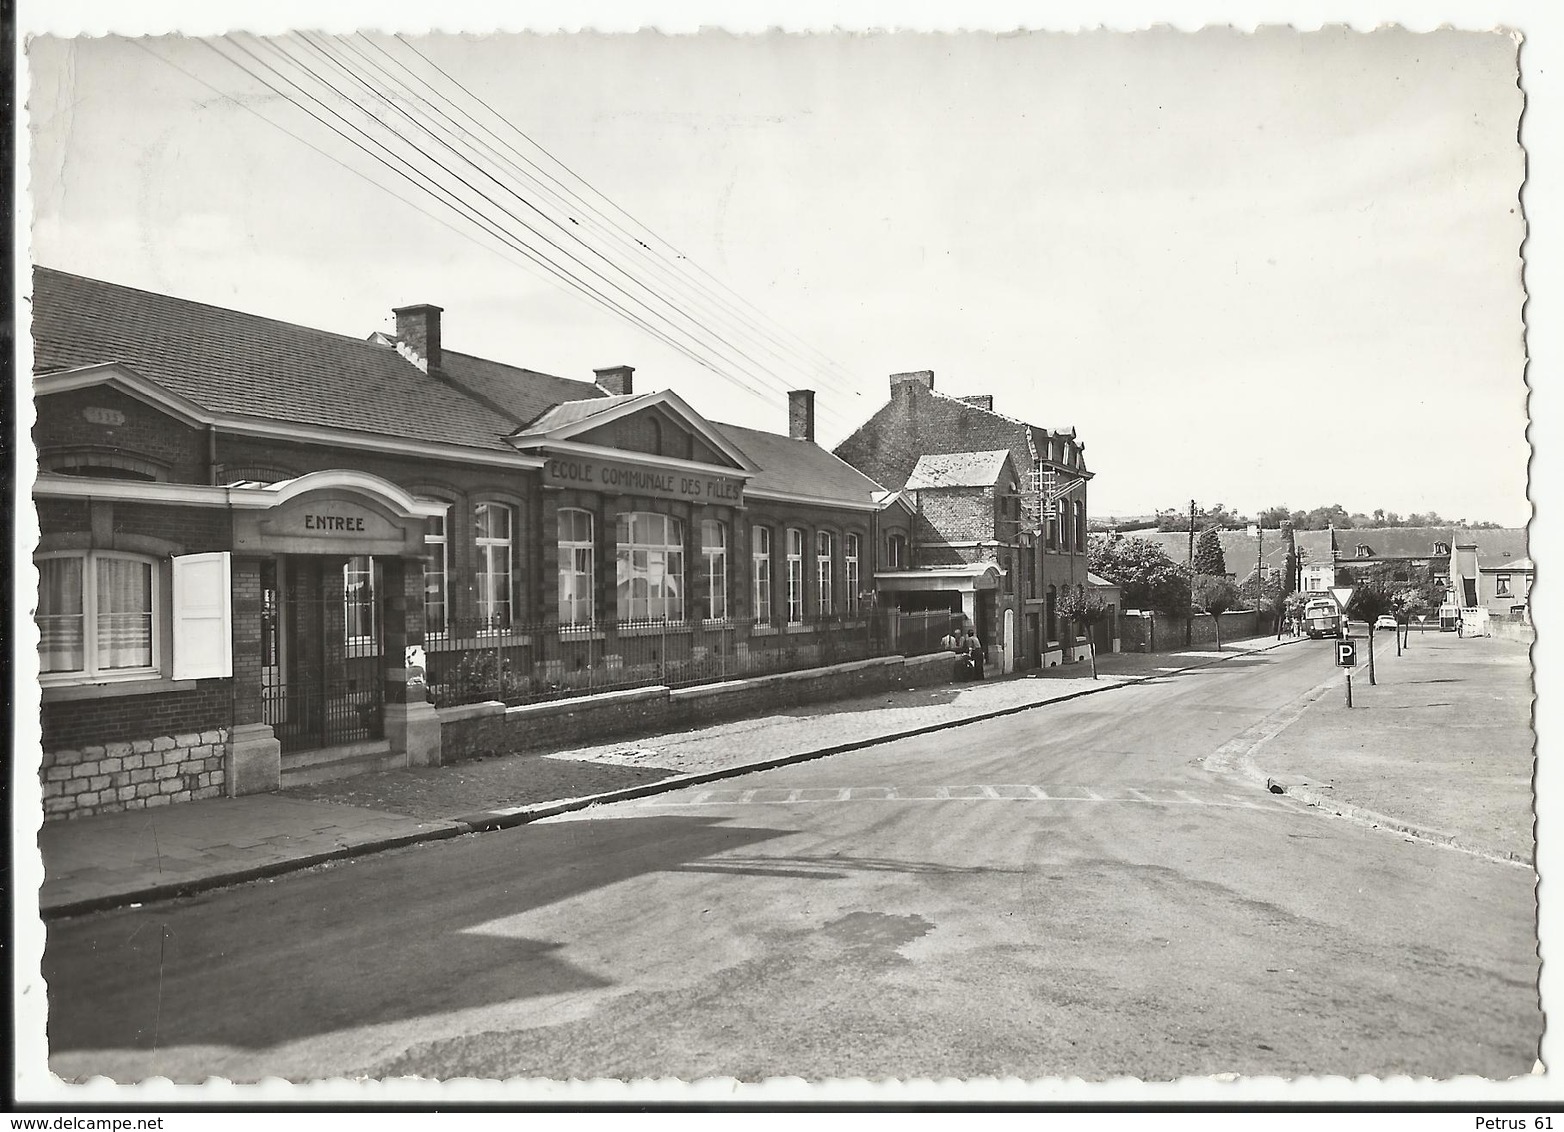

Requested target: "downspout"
[{"left": 207, "top": 425, "right": 220, "bottom": 486}]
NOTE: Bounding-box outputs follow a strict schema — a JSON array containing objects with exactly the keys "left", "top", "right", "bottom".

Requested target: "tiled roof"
[
  {"left": 1335, "top": 526, "right": 1456, "bottom": 560},
  {"left": 712, "top": 422, "right": 886, "bottom": 505},
  {"left": 31, "top": 267, "right": 522, "bottom": 452},
  {"left": 519, "top": 394, "right": 641, "bottom": 435},
  {"left": 438, "top": 349, "right": 606, "bottom": 429},
  {"left": 1460, "top": 527, "right": 1529, "bottom": 569},
  {"left": 1293, "top": 529, "right": 1336, "bottom": 563},
  {"left": 904, "top": 450, "right": 1013, "bottom": 490}
]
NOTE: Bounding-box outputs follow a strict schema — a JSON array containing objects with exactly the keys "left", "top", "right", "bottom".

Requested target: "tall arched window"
[
  {"left": 474, "top": 502, "right": 515, "bottom": 631},
  {"left": 815, "top": 531, "right": 834, "bottom": 615},
  {"left": 558, "top": 508, "right": 595, "bottom": 626},
  {"left": 785, "top": 528, "right": 806, "bottom": 624},
  {"left": 617, "top": 511, "right": 684, "bottom": 622},
  {"left": 751, "top": 525, "right": 773, "bottom": 623},
  {"left": 1074, "top": 500, "right": 1086, "bottom": 551},
  {"left": 886, "top": 533, "right": 908, "bottom": 571},
  {"left": 423, "top": 507, "right": 450, "bottom": 634},
  {"left": 701, "top": 520, "right": 727, "bottom": 620},
  {"left": 845, "top": 533, "right": 861, "bottom": 613}
]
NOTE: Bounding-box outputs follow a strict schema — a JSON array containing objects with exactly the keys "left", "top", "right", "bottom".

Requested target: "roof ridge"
[{"left": 33, "top": 264, "right": 392, "bottom": 352}]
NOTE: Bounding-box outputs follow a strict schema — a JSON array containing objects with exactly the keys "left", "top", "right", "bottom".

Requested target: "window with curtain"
[
  {"left": 751, "top": 525, "right": 772, "bottom": 623},
  {"left": 815, "top": 531, "right": 834, "bottom": 615},
  {"left": 474, "top": 502, "right": 515, "bottom": 630},
  {"left": 845, "top": 533, "right": 861, "bottom": 613},
  {"left": 37, "top": 552, "right": 157, "bottom": 679},
  {"left": 616, "top": 511, "right": 685, "bottom": 622},
  {"left": 701, "top": 520, "right": 727, "bottom": 621},
  {"left": 558, "top": 508, "right": 595, "bottom": 626},
  {"left": 422, "top": 509, "right": 449, "bottom": 634},
  {"left": 786, "top": 528, "right": 805, "bottom": 624}
]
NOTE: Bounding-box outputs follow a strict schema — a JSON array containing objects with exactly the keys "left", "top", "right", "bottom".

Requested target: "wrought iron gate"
[{"left": 261, "top": 558, "right": 384, "bottom": 753}]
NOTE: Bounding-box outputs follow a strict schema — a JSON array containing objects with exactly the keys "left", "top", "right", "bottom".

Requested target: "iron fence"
[{"left": 423, "top": 609, "right": 948, "bottom": 708}]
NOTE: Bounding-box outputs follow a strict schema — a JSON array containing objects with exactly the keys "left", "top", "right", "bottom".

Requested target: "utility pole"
[
  {"left": 1187, "top": 498, "right": 1196, "bottom": 646},
  {"left": 1257, "top": 523, "right": 1264, "bottom": 634}
]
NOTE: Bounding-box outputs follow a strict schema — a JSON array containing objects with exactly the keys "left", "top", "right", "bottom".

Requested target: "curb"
[
  {"left": 46, "top": 637, "right": 1300, "bottom": 919},
  {"left": 41, "top": 822, "right": 473, "bottom": 921},
  {"left": 1263, "top": 777, "right": 1533, "bottom": 868}
]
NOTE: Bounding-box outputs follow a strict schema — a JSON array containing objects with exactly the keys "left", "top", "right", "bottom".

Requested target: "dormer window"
[
  {"left": 1355, "top": 545, "right": 1372, "bottom": 558},
  {"left": 1434, "top": 542, "right": 1450, "bottom": 555}
]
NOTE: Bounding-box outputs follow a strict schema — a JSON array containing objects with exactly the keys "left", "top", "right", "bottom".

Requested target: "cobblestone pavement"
[
  {"left": 1250, "top": 630, "right": 1535, "bottom": 861},
  {"left": 281, "top": 638, "right": 1288, "bottom": 822}
]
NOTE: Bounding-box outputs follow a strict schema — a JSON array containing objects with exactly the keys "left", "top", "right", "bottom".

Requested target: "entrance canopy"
[
  {"left": 873, "top": 562, "right": 1003, "bottom": 594},
  {"left": 231, "top": 470, "right": 449, "bottom": 557}
]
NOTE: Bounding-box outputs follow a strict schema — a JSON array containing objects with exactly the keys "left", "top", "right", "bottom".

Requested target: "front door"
[{"left": 262, "top": 557, "right": 385, "bottom": 752}]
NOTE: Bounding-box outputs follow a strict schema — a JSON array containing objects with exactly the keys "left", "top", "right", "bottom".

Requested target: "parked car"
[{"left": 1374, "top": 615, "right": 1398, "bottom": 632}]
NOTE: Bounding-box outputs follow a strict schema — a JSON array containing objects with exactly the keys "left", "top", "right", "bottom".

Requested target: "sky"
[{"left": 25, "top": 22, "right": 1531, "bottom": 525}]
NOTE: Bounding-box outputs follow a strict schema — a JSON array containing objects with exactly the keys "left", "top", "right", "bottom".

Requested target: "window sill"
[
  {"left": 616, "top": 622, "right": 693, "bottom": 638},
  {"left": 749, "top": 623, "right": 778, "bottom": 636},
  {"left": 41, "top": 676, "right": 199, "bottom": 702}
]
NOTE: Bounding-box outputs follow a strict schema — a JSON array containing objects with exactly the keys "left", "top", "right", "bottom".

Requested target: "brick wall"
[
  {"left": 834, "top": 380, "right": 1030, "bottom": 493},
  {"left": 41, "top": 680, "right": 233, "bottom": 751},
  {"left": 42, "top": 726, "right": 230, "bottom": 820},
  {"left": 35, "top": 387, "right": 210, "bottom": 482},
  {"left": 440, "top": 653, "right": 955, "bottom": 761}
]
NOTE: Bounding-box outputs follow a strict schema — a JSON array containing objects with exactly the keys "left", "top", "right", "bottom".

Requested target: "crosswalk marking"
[{"left": 635, "top": 785, "right": 1289, "bottom": 811}]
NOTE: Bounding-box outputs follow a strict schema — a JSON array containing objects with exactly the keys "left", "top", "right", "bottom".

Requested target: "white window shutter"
[{"left": 173, "top": 552, "right": 233, "bottom": 680}]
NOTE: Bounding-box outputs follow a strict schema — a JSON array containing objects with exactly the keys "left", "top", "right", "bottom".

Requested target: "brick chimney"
[
  {"left": 890, "top": 370, "right": 935, "bottom": 395},
  {"left": 788, "top": 390, "right": 816, "bottom": 442},
  {"left": 594, "top": 365, "right": 635, "bottom": 397},
  {"left": 957, "top": 394, "right": 993, "bottom": 412},
  {"left": 393, "top": 303, "right": 443, "bottom": 373}
]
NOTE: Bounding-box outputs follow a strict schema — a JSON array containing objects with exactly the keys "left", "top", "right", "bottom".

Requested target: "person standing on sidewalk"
[{"left": 964, "top": 622, "right": 986, "bottom": 680}]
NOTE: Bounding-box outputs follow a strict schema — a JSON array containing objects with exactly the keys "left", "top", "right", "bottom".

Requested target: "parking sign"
[{"left": 1336, "top": 640, "right": 1357, "bottom": 667}]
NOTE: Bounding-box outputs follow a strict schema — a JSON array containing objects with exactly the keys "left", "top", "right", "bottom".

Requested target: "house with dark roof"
[
  {"left": 1450, "top": 528, "right": 1532, "bottom": 616},
  {"left": 834, "top": 370, "right": 1097, "bottom": 671},
  {"left": 30, "top": 267, "right": 896, "bottom": 819}
]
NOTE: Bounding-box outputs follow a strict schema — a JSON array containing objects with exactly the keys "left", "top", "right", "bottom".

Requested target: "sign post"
[
  {"left": 1328, "top": 586, "right": 1356, "bottom": 638},
  {"left": 1336, "top": 638, "right": 1358, "bottom": 707}
]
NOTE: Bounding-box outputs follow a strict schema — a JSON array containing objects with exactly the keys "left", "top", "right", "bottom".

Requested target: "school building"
[{"left": 29, "top": 267, "right": 904, "bottom": 819}]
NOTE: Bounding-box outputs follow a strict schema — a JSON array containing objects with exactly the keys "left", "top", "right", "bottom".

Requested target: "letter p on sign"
[{"left": 1336, "top": 640, "right": 1357, "bottom": 667}]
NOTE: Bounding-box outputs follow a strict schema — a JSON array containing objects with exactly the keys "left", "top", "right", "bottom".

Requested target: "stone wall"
[
  {"left": 1120, "top": 610, "right": 1264, "bottom": 652},
  {"left": 42, "top": 728, "right": 230, "bottom": 820},
  {"left": 440, "top": 652, "right": 954, "bottom": 761}
]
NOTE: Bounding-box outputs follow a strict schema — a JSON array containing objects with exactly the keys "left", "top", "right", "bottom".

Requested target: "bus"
[{"left": 1302, "top": 597, "right": 1342, "bottom": 639}]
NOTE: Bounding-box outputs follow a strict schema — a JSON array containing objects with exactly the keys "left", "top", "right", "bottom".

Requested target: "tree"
[
  {"left": 1058, "top": 588, "right": 1113, "bottom": 679},
  {"left": 1088, "top": 536, "right": 1193, "bottom": 616},
  {"left": 1192, "top": 527, "right": 1227, "bottom": 577},
  {"left": 1346, "top": 579, "right": 1396, "bottom": 685},
  {"left": 1389, "top": 588, "right": 1430, "bottom": 655},
  {"left": 1194, "top": 575, "right": 1242, "bottom": 650}
]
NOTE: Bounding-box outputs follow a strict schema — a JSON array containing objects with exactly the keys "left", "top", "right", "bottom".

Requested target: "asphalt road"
[{"left": 44, "top": 642, "right": 1540, "bottom": 1083}]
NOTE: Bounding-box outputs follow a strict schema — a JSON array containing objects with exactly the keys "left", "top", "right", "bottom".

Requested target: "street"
[{"left": 44, "top": 641, "right": 1540, "bottom": 1083}]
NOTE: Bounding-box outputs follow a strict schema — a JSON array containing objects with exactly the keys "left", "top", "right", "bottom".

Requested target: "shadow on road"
[{"left": 45, "top": 814, "right": 793, "bottom": 1057}]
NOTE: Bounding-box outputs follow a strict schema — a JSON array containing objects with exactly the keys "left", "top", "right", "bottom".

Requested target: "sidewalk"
[
  {"left": 35, "top": 634, "right": 1295, "bottom": 918},
  {"left": 1248, "top": 629, "right": 1535, "bottom": 863}
]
